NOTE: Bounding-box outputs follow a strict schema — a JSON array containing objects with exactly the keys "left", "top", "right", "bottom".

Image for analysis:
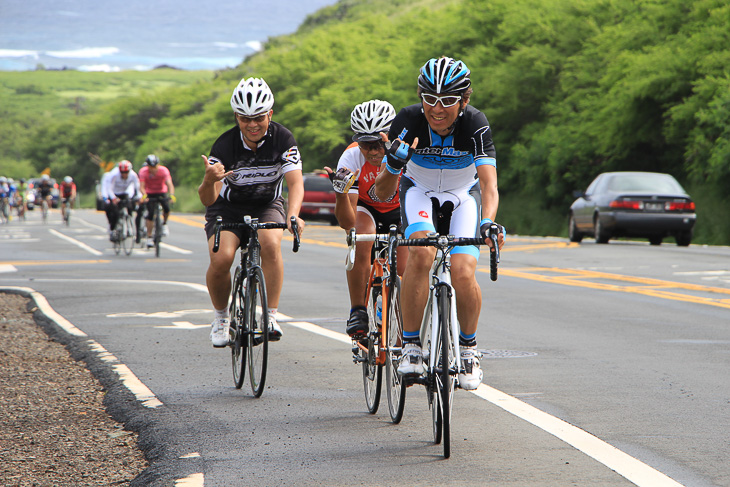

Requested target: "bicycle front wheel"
[
  {"left": 435, "top": 285, "right": 454, "bottom": 458},
  {"left": 121, "top": 214, "right": 135, "bottom": 256},
  {"left": 363, "top": 285, "right": 382, "bottom": 414},
  {"left": 385, "top": 275, "right": 405, "bottom": 423},
  {"left": 247, "top": 267, "right": 269, "bottom": 397},
  {"left": 230, "top": 266, "right": 246, "bottom": 389}
]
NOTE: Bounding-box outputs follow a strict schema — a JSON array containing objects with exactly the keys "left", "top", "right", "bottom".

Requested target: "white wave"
[
  {"left": 0, "top": 49, "right": 39, "bottom": 59},
  {"left": 77, "top": 64, "right": 122, "bottom": 72},
  {"left": 46, "top": 47, "right": 120, "bottom": 59},
  {"left": 213, "top": 42, "right": 238, "bottom": 49},
  {"left": 245, "top": 41, "right": 262, "bottom": 52}
]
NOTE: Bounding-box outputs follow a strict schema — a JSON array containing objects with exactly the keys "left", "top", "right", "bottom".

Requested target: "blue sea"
[{"left": 0, "top": 0, "right": 336, "bottom": 71}]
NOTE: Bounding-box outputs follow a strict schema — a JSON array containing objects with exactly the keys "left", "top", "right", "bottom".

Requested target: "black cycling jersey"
[{"left": 207, "top": 121, "right": 302, "bottom": 209}]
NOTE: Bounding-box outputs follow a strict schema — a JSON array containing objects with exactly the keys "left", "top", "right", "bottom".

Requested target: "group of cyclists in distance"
[
  {"left": 99, "top": 155, "right": 176, "bottom": 248},
  {"left": 0, "top": 174, "right": 76, "bottom": 224},
  {"left": 200, "top": 55, "right": 505, "bottom": 392}
]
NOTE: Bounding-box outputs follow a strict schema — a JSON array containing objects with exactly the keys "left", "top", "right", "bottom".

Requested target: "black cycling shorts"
[
  {"left": 357, "top": 200, "right": 402, "bottom": 234},
  {"left": 204, "top": 196, "right": 286, "bottom": 241}
]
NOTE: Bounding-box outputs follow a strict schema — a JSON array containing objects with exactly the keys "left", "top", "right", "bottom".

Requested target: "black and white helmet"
[
  {"left": 350, "top": 100, "right": 396, "bottom": 142},
  {"left": 230, "top": 77, "right": 275, "bottom": 116},
  {"left": 418, "top": 57, "right": 471, "bottom": 94}
]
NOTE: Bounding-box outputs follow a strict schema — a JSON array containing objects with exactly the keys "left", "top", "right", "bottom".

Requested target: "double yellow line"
[{"left": 492, "top": 267, "right": 730, "bottom": 310}]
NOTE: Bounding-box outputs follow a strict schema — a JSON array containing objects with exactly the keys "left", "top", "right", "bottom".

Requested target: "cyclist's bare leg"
[
  {"left": 347, "top": 211, "right": 375, "bottom": 307},
  {"left": 259, "top": 228, "right": 284, "bottom": 309},
  {"left": 400, "top": 230, "right": 437, "bottom": 334},
  {"left": 451, "top": 254, "right": 480, "bottom": 336},
  {"left": 206, "top": 231, "right": 240, "bottom": 310}
]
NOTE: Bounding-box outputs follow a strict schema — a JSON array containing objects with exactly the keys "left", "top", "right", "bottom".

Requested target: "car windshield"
[{"left": 607, "top": 174, "right": 684, "bottom": 193}]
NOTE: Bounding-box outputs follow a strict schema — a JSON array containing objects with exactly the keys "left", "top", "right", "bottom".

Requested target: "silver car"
[{"left": 569, "top": 171, "right": 696, "bottom": 246}]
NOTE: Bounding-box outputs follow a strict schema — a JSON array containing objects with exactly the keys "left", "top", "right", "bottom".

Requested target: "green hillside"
[{"left": 2, "top": 0, "right": 729, "bottom": 243}]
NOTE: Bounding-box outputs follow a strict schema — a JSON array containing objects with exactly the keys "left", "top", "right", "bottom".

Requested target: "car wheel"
[
  {"left": 676, "top": 231, "right": 692, "bottom": 247},
  {"left": 568, "top": 214, "right": 583, "bottom": 243},
  {"left": 649, "top": 236, "right": 662, "bottom": 246},
  {"left": 594, "top": 214, "right": 610, "bottom": 244}
]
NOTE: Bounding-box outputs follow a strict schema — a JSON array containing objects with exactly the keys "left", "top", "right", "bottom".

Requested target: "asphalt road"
[{"left": 1, "top": 208, "right": 728, "bottom": 487}]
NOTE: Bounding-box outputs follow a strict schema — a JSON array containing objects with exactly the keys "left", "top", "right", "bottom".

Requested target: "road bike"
[
  {"left": 395, "top": 225, "right": 499, "bottom": 458},
  {"left": 61, "top": 198, "right": 72, "bottom": 226},
  {"left": 41, "top": 197, "right": 49, "bottom": 223},
  {"left": 112, "top": 198, "right": 135, "bottom": 256},
  {"left": 212, "top": 215, "right": 300, "bottom": 397},
  {"left": 346, "top": 224, "right": 406, "bottom": 423},
  {"left": 144, "top": 195, "right": 170, "bottom": 257}
]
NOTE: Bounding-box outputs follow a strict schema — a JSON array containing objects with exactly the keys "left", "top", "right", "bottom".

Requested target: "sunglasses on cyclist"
[
  {"left": 358, "top": 140, "right": 385, "bottom": 152},
  {"left": 420, "top": 93, "right": 462, "bottom": 108},
  {"left": 237, "top": 113, "right": 269, "bottom": 123}
]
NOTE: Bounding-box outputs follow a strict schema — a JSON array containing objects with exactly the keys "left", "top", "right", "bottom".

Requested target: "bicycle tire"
[
  {"left": 247, "top": 267, "right": 269, "bottom": 397},
  {"left": 113, "top": 219, "right": 122, "bottom": 255},
  {"left": 41, "top": 200, "right": 48, "bottom": 223},
  {"left": 385, "top": 274, "right": 406, "bottom": 423},
  {"left": 230, "top": 267, "right": 246, "bottom": 389},
  {"left": 436, "top": 286, "right": 453, "bottom": 458},
  {"left": 363, "top": 284, "right": 382, "bottom": 414},
  {"left": 121, "top": 214, "right": 135, "bottom": 256},
  {"left": 153, "top": 203, "right": 162, "bottom": 258}
]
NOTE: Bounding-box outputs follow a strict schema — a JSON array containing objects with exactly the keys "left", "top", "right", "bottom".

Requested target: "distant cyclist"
[
  {"left": 199, "top": 76, "right": 304, "bottom": 348},
  {"left": 37, "top": 174, "right": 54, "bottom": 211},
  {"left": 15, "top": 178, "right": 28, "bottom": 219},
  {"left": 139, "top": 154, "right": 176, "bottom": 248},
  {"left": 103, "top": 160, "right": 141, "bottom": 241},
  {"left": 374, "top": 57, "right": 505, "bottom": 390},
  {"left": 0, "top": 176, "right": 10, "bottom": 223},
  {"left": 60, "top": 176, "right": 77, "bottom": 221},
  {"left": 324, "top": 99, "right": 408, "bottom": 337}
]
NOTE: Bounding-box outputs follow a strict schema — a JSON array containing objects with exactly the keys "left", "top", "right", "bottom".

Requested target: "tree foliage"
[{"left": 2, "top": 0, "right": 729, "bottom": 242}]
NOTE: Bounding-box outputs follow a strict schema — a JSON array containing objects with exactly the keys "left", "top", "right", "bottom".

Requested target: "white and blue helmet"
[{"left": 418, "top": 57, "right": 471, "bottom": 94}]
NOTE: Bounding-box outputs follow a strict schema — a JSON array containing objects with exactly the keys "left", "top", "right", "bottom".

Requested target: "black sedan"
[{"left": 569, "top": 171, "right": 696, "bottom": 246}]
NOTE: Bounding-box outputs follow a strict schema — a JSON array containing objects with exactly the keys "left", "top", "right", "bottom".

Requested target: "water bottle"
[{"left": 375, "top": 295, "right": 382, "bottom": 326}]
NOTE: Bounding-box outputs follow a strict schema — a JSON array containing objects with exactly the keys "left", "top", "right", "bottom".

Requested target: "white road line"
[
  {"left": 0, "top": 264, "right": 17, "bottom": 273},
  {"left": 3, "top": 281, "right": 684, "bottom": 485},
  {"left": 281, "top": 315, "right": 685, "bottom": 487},
  {"left": 0, "top": 286, "right": 163, "bottom": 409},
  {"left": 160, "top": 242, "right": 193, "bottom": 254},
  {"left": 49, "top": 228, "right": 103, "bottom": 256}
]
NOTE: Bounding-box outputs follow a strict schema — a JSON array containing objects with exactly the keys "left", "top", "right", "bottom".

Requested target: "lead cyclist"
[{"left": 374, "top": 56, "right": 505, "bottom": 390}]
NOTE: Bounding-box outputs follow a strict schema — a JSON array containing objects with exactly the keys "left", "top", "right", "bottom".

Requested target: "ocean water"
[{"left": 0, "top": 0, "right": 336, "bottom": 71}]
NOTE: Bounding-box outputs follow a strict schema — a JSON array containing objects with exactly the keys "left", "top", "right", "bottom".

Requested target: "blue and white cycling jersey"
[{"left": 389, "top": 104, "right": 496, "bottom": 193}]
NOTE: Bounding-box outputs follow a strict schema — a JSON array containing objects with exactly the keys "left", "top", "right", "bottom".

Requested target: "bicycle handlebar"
[{"left": 212, "top": 216, "right": 301, "bottom": 253}]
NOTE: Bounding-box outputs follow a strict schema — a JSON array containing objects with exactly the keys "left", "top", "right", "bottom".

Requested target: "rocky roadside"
[{"left": 0, "top": 292, "right": 148, "bottom": 486}]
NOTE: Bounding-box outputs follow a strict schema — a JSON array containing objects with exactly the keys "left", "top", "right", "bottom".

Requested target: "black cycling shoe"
[{"left": 346, "top": 308, "right": 369, "bottom": 337}]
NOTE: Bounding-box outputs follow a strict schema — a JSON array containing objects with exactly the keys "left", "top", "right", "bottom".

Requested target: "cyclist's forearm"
[
  {"left": 334, "top": 192, "right": 357, "bottom": 230},
  {"left": 198, "top": 180, "right": 220, "bottom": 207}
]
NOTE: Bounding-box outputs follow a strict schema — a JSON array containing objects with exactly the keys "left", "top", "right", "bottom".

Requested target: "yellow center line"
[{"left": 489, "top": 267, "right": 730, "bottom": 309}]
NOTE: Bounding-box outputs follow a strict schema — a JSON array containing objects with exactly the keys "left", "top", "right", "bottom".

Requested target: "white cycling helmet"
[
  {"left": 230, "top": 77, "right": 275, "bottom": 116},
  {"left": 64, "top": 176, "right": 73, "bottom": 183},
  {"left": 351, "top": 100, "right": 396, "bottom": 142}
]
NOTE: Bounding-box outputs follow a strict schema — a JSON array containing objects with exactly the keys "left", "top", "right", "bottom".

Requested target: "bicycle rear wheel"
[
  {"left": 121, "top": 214, "right": 135, "bottom": 256},
  {"left": 230, "top": 267, "right": 246, "bottom": 389},
  {"left": 385, "top": 275, "right": 406, "bottom": 423},
  {"left": 435, "top": 285, "right": 454, "bottom": 458},
  {"left": 363, "top": 284, "right": 382, "bottom": 414},
  {"left": 153, "top": 204, "right": 162, "bottom": 257},
  {"left": 247, "top": 267, "right": 269, "bottom": 397}
]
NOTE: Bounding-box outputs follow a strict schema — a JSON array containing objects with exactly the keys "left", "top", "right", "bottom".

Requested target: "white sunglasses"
[{"left": 420, "top": 93, "right": 462, "bottom": 108}]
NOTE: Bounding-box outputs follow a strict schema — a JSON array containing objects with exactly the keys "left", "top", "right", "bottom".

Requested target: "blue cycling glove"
[{"left": 385, "top": 139, "right": 415, "bottom": 172}]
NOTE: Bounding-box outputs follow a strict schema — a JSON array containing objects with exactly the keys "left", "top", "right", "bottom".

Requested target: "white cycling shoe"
[
  {"left": 458, "top": 347, "right": 483, "bottom": 390},
  {"left": 397, "top": 343, "right": 425, "bottom": 376},
  {"left": 268, "top": 315, "right": 282, "bottom": 341},
  {"left": 210, "top": 317, "right": 230, "bottom": 348}
]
